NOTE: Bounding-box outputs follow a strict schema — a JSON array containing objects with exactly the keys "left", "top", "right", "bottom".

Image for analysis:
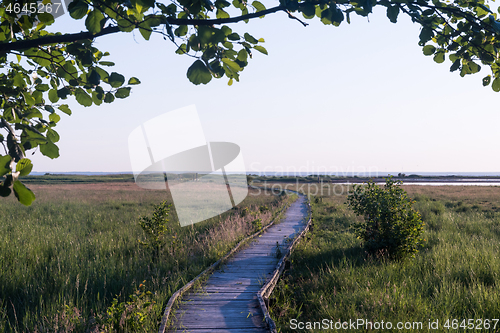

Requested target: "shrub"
[
  {"left": 101, "top": 281, "right": 155, "bottom": 333},
  {"left": 138, "top": 201, "right": 176, "bottom": 260},
  {"left": 240, "top": 207, "right": 249, "bottom": 217},
  {"left": 251, "top": 218, "right": 263, "bottom": 231},
  {"left": 347, "top": 178, "right": 425, "bottom": 260}
]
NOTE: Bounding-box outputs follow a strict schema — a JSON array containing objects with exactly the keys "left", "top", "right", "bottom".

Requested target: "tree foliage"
[
  {"left": 1, "top": 0, "right": 500, "bottom": 204},
  {"left": 347, "top": 178, "right": 425, "bottom": 260}
]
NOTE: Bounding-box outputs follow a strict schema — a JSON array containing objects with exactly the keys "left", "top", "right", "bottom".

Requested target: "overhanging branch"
[
  {"left": 0, "top": 5, "right": 286, "bottom": 53},
  {"left": 0, "top": 26, "right": 121, "bottom": 53}
]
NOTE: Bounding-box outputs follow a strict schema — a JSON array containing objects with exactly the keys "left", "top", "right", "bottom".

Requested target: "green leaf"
[
  {"left": 95, "top": 67, "right": 109, "bottom": 81},
  {"left": 68, "top": 0, "right": 88, "bottom": 19},
  {"left": 252, "top": 1, "right": 266, "bottom": 12},
  {"left": 49, "top": 113, "right": 61, "bottom": 123},
  {"left": 139, "top": 21, "right": 152, "bottom": 41},
  {"left": 75, "top": 88, "right": 93, "bottom": 107},
  {"left": 331, "top": 7, "right": 344, "bottom": 25},
  {"left": 492, "top": 77, "right": 500, "bottom": 92},
  {"left": 57, "top": 87, "right": 71, "bottom": 99},
  {"left": 108, "top": 72, "right": 125, "bottom": 88},
  {"left": 216, "top": 8, "right": 230, "bottom": 19},
  {"left": 88, "top": 70, "right": 101, "bottom": 85},
  {"left": 99, "top": 61, "right": 115, "bottom": 66},
  {"left": 422, "top": 45, "right": 436, "bottom": 56},
  {"left": 38, "top": 13, "right": 54, "bottom": 24},
  {"left": 13, "top": 74, "right": 25, "bottom": 88},
  {"left": 228, "top": 33, "right": 240, "bottom": 41},
  {"left": 92, "top": 91, "right": 103, "bottom": 106},
  {"left": 22, "top": 128, "right": 47, "bottom": 146},
  {"left": 0, "top": 155, "right": 12, "bottom": 176},
  {"left": 0, "top": 184, "right": 11, "bottom": 197},
  {"left": 450, "top": 59, "right": 461, "bottom": 72},
  {"left": 469, "top": 61, "right": 480, "bottom": 74},
  {"left": 419, "top": 28, "right": 434, "bottom": 43},
  {"left": 85, "top": 10, "right": 105, "bottom": 34},
  {"left": 433, "top": 51, "right": 445, "bottom": 63},
  {"left": 175, "top": 25, "right": 188, "bottom": 37},
  {"left": 117, "top": 19, "right": 135, "bottom": 32},
  {"left": 115, "top": 87, "right": 131, "bottom": 98},
  {"left": 387, "top": 5, "right": 399, "bottom": 23},
  {"left": 253, "top": 45, "right": 268, "bottom": 55},
  {"left": 476, "top": 4, "right": 491, "bottom": 17},
  {"left": 483, "top": 75, "right": 491, "bottom": 86},
  {"left": 222, "top": 58, "right": 241, "bottom": 71},
  {"left": 244, "top": 33, "right": 258, "bottom": 44},
  {"left": 40, "top": 141, "right": 59, "bottom": 159},
  {"left": 237, "top": 49, "right": 248, "bottom": 61},
  {"left": 13, "top": 181, "right": 36, "bottom": 206},
  {"left": 187, "top": 60, "right": 213, "bottom": 85},
  {"left": 58, "top": 104, "right": 72, "bottom": 115},
  {"left": 128, "top": 77, "right": 141, "bottom": 85},
  {"left": 16, "top": 158, "right": 33, "bottom": 177},
  {"left": 48, "top": 89, "right": 59, "bottom": 103},
  {"left": 104, "top": 92, "right": 115, "bottom": 103},
  {"left": 22, "top": 92, "right": 35, "bottom": 106},
  {"left": 301, "top": 3, "right": 315, "bottom": 18},
  {"left": 47, "top": 129, "right": 60, "bottom": 143},
  {"left": 36, "top": 84, "right": 49, "bottom": 92},
  {"left": 176, "top": 44, "right": 187, "bottom": 54}
]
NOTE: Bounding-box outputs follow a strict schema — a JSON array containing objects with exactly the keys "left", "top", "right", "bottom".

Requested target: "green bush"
[
  {"left": 102, "top": 281, "right": 155, "bottom": 333},
  {"left": 138, "top": 201, "right": 176, "bottom": 260},
  {"left": 251, "top": 218, "right": 263, "bottom": 231},
  {"left": 347, "top": 178, "right": 425, "bottom": 260}
]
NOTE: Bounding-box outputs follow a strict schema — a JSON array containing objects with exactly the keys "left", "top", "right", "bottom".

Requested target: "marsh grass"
[
  {"left": 0, "top": 181, "right": 289, "bottom": 332},
  {"left": 269, "top": 184, "right": 500, "bottom": 332}
]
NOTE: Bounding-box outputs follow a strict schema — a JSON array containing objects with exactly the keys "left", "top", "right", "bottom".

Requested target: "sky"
[{"left": 30, "top": 4, "right": 500, "bottom": 175}]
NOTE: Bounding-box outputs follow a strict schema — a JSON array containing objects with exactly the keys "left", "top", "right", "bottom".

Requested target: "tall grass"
[
  {"left": 269, "top": 184, "right": 500, "bottom": 332},
  {"left": 0, "top": 182, "right": 290, "bottom": 332}
]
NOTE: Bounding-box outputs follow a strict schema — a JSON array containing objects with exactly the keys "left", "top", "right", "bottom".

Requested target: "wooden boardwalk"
[{"left": 168, "top": 195, "right": 309, "bottom": 333}]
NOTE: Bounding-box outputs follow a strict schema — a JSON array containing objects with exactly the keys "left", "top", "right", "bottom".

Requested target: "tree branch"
[
  {"left": 0, "top": 5, "right": 286, "bottom": 53},
  {"left": 0, "top": 26, "right": 121, "bottom": 53},
  {"left": 166, "top": 5, "right": 286, "bottom": 25}
]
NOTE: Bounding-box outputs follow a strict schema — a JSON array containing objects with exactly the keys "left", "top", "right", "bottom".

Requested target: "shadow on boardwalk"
[{"left": 168, "top": 195, "right": 309, "bottom": 333}]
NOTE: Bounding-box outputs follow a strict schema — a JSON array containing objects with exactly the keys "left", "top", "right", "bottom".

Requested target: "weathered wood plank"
[
  {"left": 169, "top": 329, "right": 268, "bottom": 333},
  {"left": 179, "top": 299, "right": 260, "bottom": 306},
  {"left": 182, "top": 294, "right": 258, "bottom": 301}
]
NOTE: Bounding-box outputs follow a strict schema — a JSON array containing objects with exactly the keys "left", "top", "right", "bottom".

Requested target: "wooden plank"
[
  {"left": 172, "top": 320, "right": 266, "bottom": 329},
  {"left": 176, "top": 307, "right": 262, "bottom": 316},
  {"left": 185, "top": 290, "right": 263, "bottom": 297},
  {"left": 179, "top": 299, "right": 260, "bottom": 306},
  {"left": 199, "top": 284, "right": 262, "bottom": 290},
  {"left": 169, "top": 328, "right": 268, "bottom": 333},
  {"left": 202, "top": 279, "right": 263, "bottom": 285}
]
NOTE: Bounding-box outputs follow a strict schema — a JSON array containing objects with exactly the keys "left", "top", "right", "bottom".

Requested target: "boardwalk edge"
[{"left": 258, "top": 195, "right": 312, "bottom": 333}]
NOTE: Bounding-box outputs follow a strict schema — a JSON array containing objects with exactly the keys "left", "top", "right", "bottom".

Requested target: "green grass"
[
  {"left": 269, "top": 184, "right": 500, "bottom": 332},
  {"left": 0, "top": 181, "right": 291, "bottom": 332}
]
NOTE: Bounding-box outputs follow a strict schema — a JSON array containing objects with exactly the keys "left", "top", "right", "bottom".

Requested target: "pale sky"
[{"left": 30, "top": 5, "right": 500, "bottom": 175}]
